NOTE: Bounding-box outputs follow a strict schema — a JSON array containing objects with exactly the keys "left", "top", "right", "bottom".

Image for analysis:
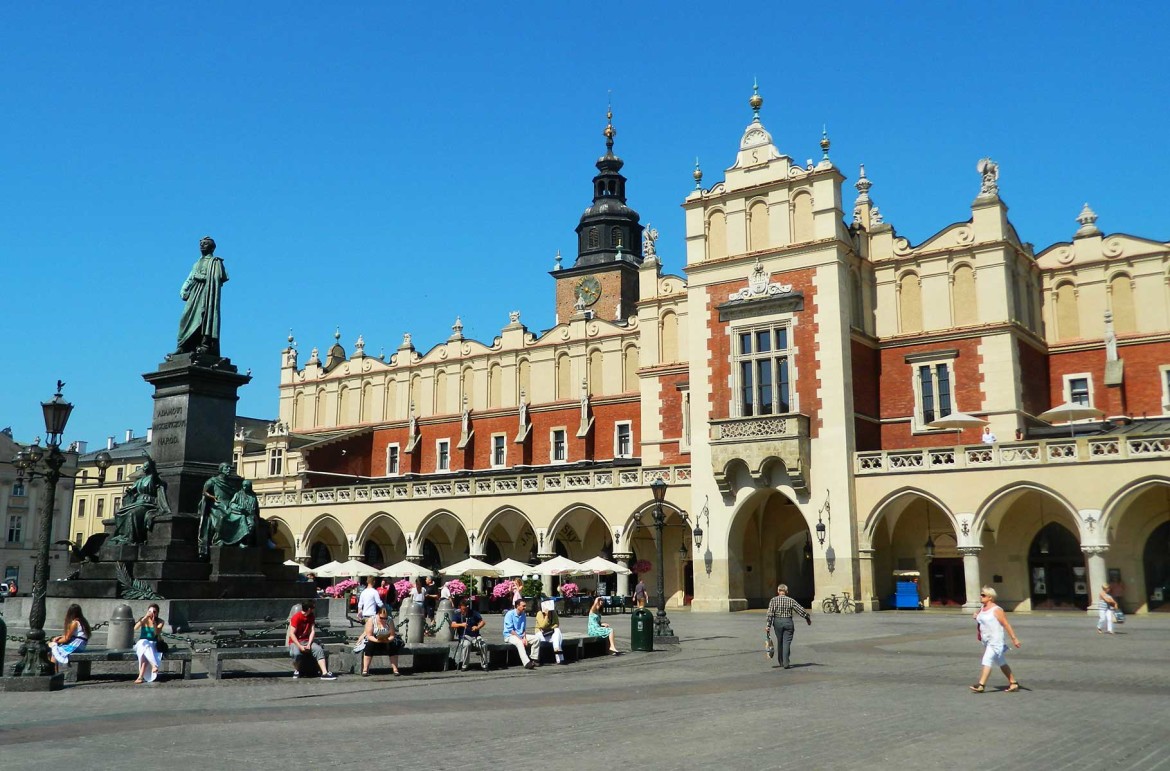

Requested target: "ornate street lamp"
[
  {"left": 648, "top": 478, "right": 673, "bottom": 638},
  {"left": 4, "top": 382, "right": 73, "bottom": 692}
]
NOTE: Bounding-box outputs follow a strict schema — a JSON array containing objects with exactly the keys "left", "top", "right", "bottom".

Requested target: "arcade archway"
[{"left": 728, "top": 491, "right": 813, "bottom": 609}]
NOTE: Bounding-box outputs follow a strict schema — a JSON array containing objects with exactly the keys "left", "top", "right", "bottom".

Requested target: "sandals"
[
  {"left": 1006, "top": 682, "right": 1020, "bottom": 693},
  {"left": 969, "top": 683, "right": 985, "bottom": 693}
]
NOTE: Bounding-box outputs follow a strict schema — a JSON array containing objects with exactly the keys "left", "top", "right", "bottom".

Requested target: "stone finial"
[
  {"left": 977, "top": 157, "right": 999, "bottom": 197},
  {"left": 1075, "top": 202, "right": 1102, "bottom": 238},
  {"left": 334, "top": 326, "right": 341, "bottom": 342},
  {"left": 354, "top": 334, "right": 365, "bottom": 355},
  {"left": 643, "top": 226, "right": 659, "bottom": 258},
  {"left": 819, "top": 126, "right": 831, "bottom": 165},
  {"left": 287, "top": 329, "right": 297, "bottom": 349},
  {"left": 308, "top": 346, "right": 320, "bottom": 365},
  {"left": 855, "top": 164, "right": 872, "bottom": 202},
  {"left": 693, "top": 157, "right": 703, "bottom": 189},
  {"left": 553, "top": 249, "right": 562, "bottom": 271},
  {"left": 749, "top": 78, "right": 763, "bottom": 122},
  {"left": 400, "top": 332, "right": 413, "bottom": 350}
]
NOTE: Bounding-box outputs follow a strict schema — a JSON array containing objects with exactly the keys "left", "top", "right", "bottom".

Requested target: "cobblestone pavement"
[{"left": 2, "top": 609, "right": 1168, "bottom": 770}]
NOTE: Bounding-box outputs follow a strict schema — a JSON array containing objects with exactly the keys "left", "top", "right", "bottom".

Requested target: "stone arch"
[
  {"left": 292, "top": 391, "right": 306, "bottom": 430},
  {"left": 517, "top": 358, "right": 531, "bottom": 403},
  {"left": 303, "top": 514, "right": 347, "bottom": 567},
  {"left": 434, "top": 369, "right": 449, "bottom": 414},
  {"left": 1108, "top": 271, "right": 1137, "bottom": 334},
  {"left": 706, "top": 209, "right": 727, "bottom": 260},
  {"left": 478, "top": 505, "right": 537, "bottom": 563},
  {"left": 972, "top": 482, "right": 1081, "bottom": 539},
  {"left": 863, "top": 487, "right": 959, "bottom": 545},
  {"left": 952, "top": 263, "right": 978, "bottom": 326},
  {"left": 338, "top": 385, "right": 354, "bottom": 426},
  {"left": 360, "top": 380, "right": 375, "bottom": 423},
  {"left": 314, "top": 388, "right": 327, "bottom": 427},
  {"left": 865, "top": 488, "right": 963, "bottom": 608},
  {"left": 1100, "top": 475, "right": 1170, "bottom": 536},
  {"left": 408, "top": 374, "right": 421, "bottom": 416},
  {"left": 791, "top": 192, "right": 813, "bottom": 243},
  {"left": 266, "top": 516, "right": 296, "bottom": 559},
  {"left": 726, "top": 487, "right": 813, "bottom": 608},
  {"left": 659, "top": 311, "right": 679, "bottom": 363},
  {"left": 621, "top": 497, "right": 690, "bottom": 605},
  {"left": 748, "top": 198, "right": 769, "bottom": 251},
  {"left": 353, "top": 511, "right": 407, "bottom": 567},
  {"left": 461, "top": 366, "right": 475, "bottom": 410},
  {"left": 383, "top": 378, "right": 397, "bottom": 421},
  {"left": 898, "top": 270, "right": 923, "bottom": 333},
  {"left": 415, "top": 509, "right": 470, "bottom": 570}
]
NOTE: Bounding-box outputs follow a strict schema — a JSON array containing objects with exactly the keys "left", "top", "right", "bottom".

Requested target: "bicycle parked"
[{"left": 821, "top": 592, "right": 858, "bottom": 613}]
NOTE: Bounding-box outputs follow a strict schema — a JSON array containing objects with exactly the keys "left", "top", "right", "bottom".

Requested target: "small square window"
[
  {"left": 96, "top": 499, "right": 105, "bottom": 519},
  {"left": 437, "top": 440, "right": 450, "bottom": 472},
  {"left": 615, "top": 423, "right": 633, "bottom": 458},
  {"left": 77, "top": 499, "right": 86, "bottom": 518},
  {"left": 386, "top": 444, "right": 400, "bottom": 476},
  {"left": 116, "top": 467, "right": 125, "bottom": 482},
  {"left": 492, "top": 435, "right": 507, "bottom": 468},
  {"left": 551, "top": 429, "right": 567, "bottom": 463}
]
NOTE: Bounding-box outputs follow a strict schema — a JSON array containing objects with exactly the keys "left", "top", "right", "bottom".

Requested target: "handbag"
[
  {"left": 765, "top": 630, "right": 774, "bottom": 659},
  {"left": 1113, "top": 609, "right": 1125, "bottom": 624},
  {"left": 352, "top": 639, "right": 367, "bottom": 653}
]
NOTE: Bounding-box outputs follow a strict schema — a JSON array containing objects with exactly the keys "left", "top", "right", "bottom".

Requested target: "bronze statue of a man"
[
  {"left": 198, "top": 462, "right": 238, "bottom": 556},
  {"left": 176, "top": 236, "right": 228, "bottom": 356},
  {"left": 109, "top": 457, "right": 170, "bottom": 545}
]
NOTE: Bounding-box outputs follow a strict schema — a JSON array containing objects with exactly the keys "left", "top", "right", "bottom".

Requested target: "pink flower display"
[
  {"left": 324, "top": 578, "right": 359, "bottom": 598},
  {"left": 445, "top": 579, "right": 467, "bottom": 597},
  {"left": 393, "top": 578, "right": 414, "bottom": 601},
  {"left": 491, "top": 581, "right": 514, "bottom": 600},
  {"left": 559, "top": 582, "right": 580, "bottom": 598}
]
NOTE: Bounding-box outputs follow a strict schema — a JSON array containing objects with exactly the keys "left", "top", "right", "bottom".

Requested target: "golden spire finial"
[
  {"left": 604, "top": 95, "right": 616, "bottom": 151},
  {"left": 693, "top": 157, "right": 703, "bottom": 189},
  {"left": 749, "top": 77, "right": 763, "bottom": 121}
]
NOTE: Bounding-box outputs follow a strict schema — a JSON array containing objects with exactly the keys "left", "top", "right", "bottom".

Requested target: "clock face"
[{"left": 574, "top": 276, "right": 602, "bottom": 306}]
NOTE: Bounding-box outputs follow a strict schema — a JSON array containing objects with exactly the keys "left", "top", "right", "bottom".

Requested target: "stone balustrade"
[{"left": 855, "top": 435, "right": 1170, "bottom": 475}]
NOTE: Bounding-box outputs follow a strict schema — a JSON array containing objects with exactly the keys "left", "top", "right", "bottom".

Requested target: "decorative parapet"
[
  {"left": 854, "top": 435, "right": 1170, "bottom": 475},
  {"left": 260, "top": 465, "right": 691, "bottom": 508},
  {"left": 709, "top": 414, "right": 810, "bottom": 494}
]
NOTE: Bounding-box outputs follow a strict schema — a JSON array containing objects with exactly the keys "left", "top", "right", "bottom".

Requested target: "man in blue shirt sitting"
[
  {"left": 451, "top": 598, "right": 487, "bottom": 671},
  {"left": 502, "top": 598, "right": 541, "bottom": 670}
]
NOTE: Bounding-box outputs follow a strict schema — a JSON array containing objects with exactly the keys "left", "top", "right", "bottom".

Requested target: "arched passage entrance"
[
  {"left": 627, "top": 502, "right": 688, "bottom": 607},
  {"left": 1102, "top": 478, "right": 1170, "bottom": 613},
  {"left": 479, "top": 507, "right": 536, "bottom": 564},
  {"left": 548, "top": 505, "right": 614, "bottom": 594},
  {"left": 1143, "top": 522, "right": 1170, "bottom": 611},
  {"left": 867, "top": 492, "right": 961, "bottom": 608},
  {"left": 416, "top": 511, "right": 469, "bottom": 572},
  {"left": 304, "top": 515, "right": 346, "bottom": 568},
  {"left": 1028, "top": 522, "right": 1086, "bottom": 609},
  {"left": 728, "top": 490, "right": 813, "bottom": 608},
  {"left": 267, "top": 518, "right": 295, "bottom": 560},
  {"left": 355, "top": 512, "right": 406, "bottom": 570}
]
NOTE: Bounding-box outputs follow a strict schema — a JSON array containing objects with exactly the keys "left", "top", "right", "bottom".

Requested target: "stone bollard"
[
  {"left": 398, "top": 595, "right": 412, "bottom": 624},
  {"left": 405, "top": 601, "right": 425, "bottom": 645},
  {"left": 431, "top": 598, "right": 454, "bottom": 642},
  {"left": 108, "top": 604, "right": 135, "bottom": 650}
]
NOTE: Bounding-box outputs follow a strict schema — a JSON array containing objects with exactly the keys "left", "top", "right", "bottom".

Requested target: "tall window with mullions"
[
  {"left": 918, "top": 363, "right": 953, "bottom": 423},
  {"left": 737, "top": 326, "right": 792, "bottom": 417}
]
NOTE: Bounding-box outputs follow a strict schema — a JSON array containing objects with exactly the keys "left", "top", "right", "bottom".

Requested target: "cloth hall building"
[{"left": 135, "top": 91, "right": 1170, "bottom": 615}]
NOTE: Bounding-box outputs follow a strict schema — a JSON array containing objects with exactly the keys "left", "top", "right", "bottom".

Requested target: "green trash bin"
[{"left": 630, "top": 608, "right": 654, "bottom": 651}]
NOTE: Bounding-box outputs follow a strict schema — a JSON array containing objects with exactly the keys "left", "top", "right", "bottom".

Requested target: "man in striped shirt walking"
[{"left": 765, "top": 584, "right": 811, "bottom": 669}]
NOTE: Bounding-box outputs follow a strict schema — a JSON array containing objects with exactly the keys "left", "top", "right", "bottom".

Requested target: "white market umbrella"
[
  {"left": 532, "top": 555, "right": 583, "bottom": 576},
  {"left": 316, "top": 559, "right": 379, "bottom": 578},
  {"left": 379, "top": 560, "right": 429, "bottom": 578},
  {"left": 493, "top": 558, "right": 534, "bottom": 578},
  {"left": 309, "top": 560, "right": 341, "bottom": 576},
  {"left": 441, "top": 557, "right": 501, "bottom": 577},
  {"left": 927, "top": 411, "right": 988, "bottom": 431},
  {"left": 576, "top": 556, "right": 632, "bottom": 575},
  {"left": 1038, "top": 402, "right": 1105, "bottom": 437},
  {"left": 284, "top": 559, "right": 312, "bottom": 575}
]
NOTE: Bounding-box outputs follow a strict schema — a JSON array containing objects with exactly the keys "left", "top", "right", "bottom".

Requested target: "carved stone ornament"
[
  {"left": 509, "top": 310, "right": 521, "bottom": 324},
  {"left": 643, "top": 226, "right": 659, "bottom": 258},
  {"left": 977, "top": 157, "right": 999, "bottom": 197},
  {"left": 728, "top": 258, "right": 793, "bottom": 301}
]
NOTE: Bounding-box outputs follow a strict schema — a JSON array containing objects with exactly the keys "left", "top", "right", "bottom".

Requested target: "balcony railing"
[
  {"left": 855, "top": 435, "right": 1170, "bottom": 475},
  {"left": 260, "top": 465, "right": 691, "bottom": 508},
  {"left": 709, "top": 413, "right": 809, "bottom": 442}
]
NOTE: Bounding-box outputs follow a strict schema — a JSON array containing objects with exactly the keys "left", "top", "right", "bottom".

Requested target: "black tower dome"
[{"left": 573, "top": 108, "right": 643, "bottom": 268}]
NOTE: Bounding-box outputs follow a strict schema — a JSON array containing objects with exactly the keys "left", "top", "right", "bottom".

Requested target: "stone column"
[
  {"left": 613, "top": 553, "right": 632, "bottom": 597},
  {"left": 537, "top": 554, "right": 555, "bottom": 598},
  {"left": 959, "top": 547, "right": 983, "bottom": 613},
  {"left": 1082, "top": 545, "right": 1108, "bottom": 615},
  {"left": 857, "top": 548, "right": 878, "bottom": 612}
]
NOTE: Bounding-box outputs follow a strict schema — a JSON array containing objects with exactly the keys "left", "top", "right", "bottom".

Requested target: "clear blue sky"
[{"left": 4, "top": 3, "right": 1168, "bottom": 446}]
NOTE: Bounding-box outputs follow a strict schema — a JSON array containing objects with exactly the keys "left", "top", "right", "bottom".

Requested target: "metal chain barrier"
[{"left": 423, "top": 612, "right": 450, "bottom": 636}]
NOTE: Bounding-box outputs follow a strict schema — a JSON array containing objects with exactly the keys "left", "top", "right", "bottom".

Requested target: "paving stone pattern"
[{"left": 2, "top": 610, "right": 1167, "bottom": 770}]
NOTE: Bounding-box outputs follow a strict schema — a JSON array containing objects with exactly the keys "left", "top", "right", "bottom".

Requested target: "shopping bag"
[
  {"left": 1113, "top": 609, "right": 1125, "bottom": 625},
  {"left": 765, "top": 630, "right": 775, "bottom": 659}
]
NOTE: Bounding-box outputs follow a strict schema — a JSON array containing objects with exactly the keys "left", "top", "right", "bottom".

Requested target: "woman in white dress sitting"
[
  {"left": 48, "top": 603, "right": 91, "bottom": 672},
  {"left": 133, "top": 603, "right": 165, "bottom": 684}
]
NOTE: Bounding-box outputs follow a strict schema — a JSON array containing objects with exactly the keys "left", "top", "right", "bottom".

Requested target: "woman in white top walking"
[
  {"left": 1097, "top": 583, "right": 1119, "bottom": 634},
  {"left": 970, "top": 586, "right": 1021, "bottom": 693}
]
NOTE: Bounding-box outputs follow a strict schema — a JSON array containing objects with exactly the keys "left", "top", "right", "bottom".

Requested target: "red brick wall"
[
  {"left": 303, "top": 433, "right": 375, "bottom": 486},
  {"left": 851, "top": 338, "right": 881, "bottom": 451},
  {"left": 654, "top": 369, "right": 689, "bottom": 464},
  {"left": 1017, "top": 338, "right": 1050, "bottom": 417},
  {"left": 1049, "top": 340, "right": 1170, "bottom": 418},
  {"left": 878, "top": 338, "right": 985, "bottom": 449},
  {"left": 704, "top": 267, "right": 822, "bottom": 435}
]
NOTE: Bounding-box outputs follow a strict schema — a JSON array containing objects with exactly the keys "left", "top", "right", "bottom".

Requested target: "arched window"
[
  {"left": 339, "top": 386, "right": 354, "bottom": 425},
  {"left": 792, "top": 192, "right": 814, "bottom": 243},
  {"left": 660, "top": 312, "right": 679, "bottom": 362},
  {"left": 748, "top": 200, "right": 769, "bottom": 251},
  {"left": 363, "top": 541, "right": 384, "bottom": 568},
  {"left": 314, "top": 389, "right": 327, "bottom": 426},
  {"left": 898, "top": 272, "right": 923, "bottom": 333},
  {"left": 360, "top": 381, "right": 374, "bottom": 423},
  {"left": 517, "top": 359, "right": 531, "bottom": 403},
  {"left": 952, "top": 264, "right": 977, "bottom": 326},
  {"left": 461, "top": 366, "right": 475, "bottom": 410},
  {"left": 623, "top": 345, "right": 639, "bottom": 391},
  {"left": 706, "top": 211, "right": 727, "bottom": 260},
  {"left": 435, "top": 370, "right": 448, "bottom": 414},
  {"left": 1110, "top": 273, "right": 1136, "bottom": 334},
  {"left": 409, "top": 375, "right": 421, "bottom": 416},
  {"left": 588, "top": 228, "right": 599, "bottom": 249},
  {"left": 556, "top": 353, "right": 572, "bottom": 400},
  {"left": 1056, "top": 282, "right": 1080, "bottom": 340},
  {"left": 611, "top": 226, "right": 623, "bottom": 248},
  {"left": 292, "top": 392, "right": 305, "bottom": 429},
  {"left": 588, "top": 349, "right": 604, "bottom": 395},
  {"left": 488, "top": 363, "right": 503, "bottom": 408},
  {"left": 383, "top": 379, "right": 397, "bottom": 421}
]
